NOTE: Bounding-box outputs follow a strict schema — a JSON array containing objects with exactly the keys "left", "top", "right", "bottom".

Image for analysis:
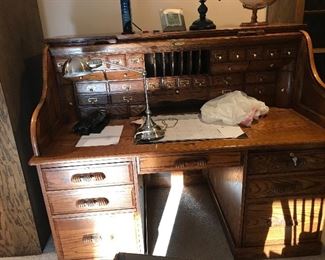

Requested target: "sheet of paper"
[
  {"left": 152, "top": 114, "right": 244, "bottom": 142},
  {"left": 75, "top": 125, "right": 124, "bottom": 147}
]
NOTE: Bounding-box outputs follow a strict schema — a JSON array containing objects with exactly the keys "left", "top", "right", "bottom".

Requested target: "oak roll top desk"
[{"left": 30, "top": 25, "right": 325, "bottom": 259}]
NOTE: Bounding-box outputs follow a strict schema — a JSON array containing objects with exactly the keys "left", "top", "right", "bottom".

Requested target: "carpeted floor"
[{"left": 1, "top": 184, "right": 324, "bottom": 260}]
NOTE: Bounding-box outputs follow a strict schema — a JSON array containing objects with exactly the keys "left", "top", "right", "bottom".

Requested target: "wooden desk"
[{"left": 30, "top": 25, "right": 325, "bottom": 259}]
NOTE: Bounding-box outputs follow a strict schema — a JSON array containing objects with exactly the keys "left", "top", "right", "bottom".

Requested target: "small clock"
[{"left": 160, "top": 9, "right": 186, "bottom": 32}]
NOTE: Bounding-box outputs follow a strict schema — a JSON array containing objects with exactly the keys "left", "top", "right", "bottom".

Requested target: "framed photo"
[{"left": 160, "top": 9, "right": 186, "bottom": 32}]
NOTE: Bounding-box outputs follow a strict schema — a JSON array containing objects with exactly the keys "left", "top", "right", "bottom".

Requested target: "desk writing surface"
[{"left": 30, "top": 108, "right": 325, "bottom": 166}]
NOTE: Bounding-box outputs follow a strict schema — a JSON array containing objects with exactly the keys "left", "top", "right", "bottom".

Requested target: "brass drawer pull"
[
  {"left": 130, "top": 57, "right": 142, "bottom": 64},
  {"left": 122, "top": 85, "right": 131, "bottom": 91},
  {"left": 176, "top": 158, "right": 207, "bottom": 168},
  {"left": 289, "top": 152, "right": 298, "bottom": 167},
  {"left": 76, "top": 197, "right": 109, "bottom": 208},
  {"left": 87, "top": 97, "right": 98, "bottom": 104},
  {"left": 71, "top": 172, "right": 106, "bottom": 183},
  {"left": 82, "top": 233, "right": 102, "bottom": 244},
  {"left": 123, "top": 96, "right": 133, "bottom": 102}
]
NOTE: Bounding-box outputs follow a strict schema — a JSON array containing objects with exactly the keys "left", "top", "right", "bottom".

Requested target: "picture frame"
[{"left": 160, "top": 9, "right": 186, "bottom": 32}]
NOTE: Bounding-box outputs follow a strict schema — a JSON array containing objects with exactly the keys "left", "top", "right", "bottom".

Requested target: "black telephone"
[{"left": 73, "top": 110, "right": 109, "bottom": 135}]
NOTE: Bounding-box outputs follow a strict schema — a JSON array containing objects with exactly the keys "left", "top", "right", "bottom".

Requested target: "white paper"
[
  {"left": 75, "top": 125, "right": 124, "bottom": 147},
  {"left": 151, "top": 114, "right": 244, "bottom": 142}
]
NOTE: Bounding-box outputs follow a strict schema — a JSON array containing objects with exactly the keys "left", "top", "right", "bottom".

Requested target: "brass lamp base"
[{"left": 134, "top": 113, "right": 165, "bottom": 143}]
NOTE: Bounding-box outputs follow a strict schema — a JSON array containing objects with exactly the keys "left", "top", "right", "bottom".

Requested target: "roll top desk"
[{"left": 30, "top": 25, "right": 325, "bottom": 259}]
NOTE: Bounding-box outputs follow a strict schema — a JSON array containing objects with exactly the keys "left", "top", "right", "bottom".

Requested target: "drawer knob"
[
  {"left": 71, "top": 172, "right": 106, "bottom": 183},
  {"left": 289, "top": 152, "right": 298, "bottom": 167},
  {"left": 76, "top": 197, "right": 109, "bottom": 208},
  {"left": 253, "top": 53, "right": 257, "bottom": 58},
  {"left": 82, "top": 233, "right": 102, "bottom": 244}
]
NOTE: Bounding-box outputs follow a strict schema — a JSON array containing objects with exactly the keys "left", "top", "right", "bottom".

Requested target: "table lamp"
[{"left": 62, "top": 57, "right": 165, "bottom": 143}]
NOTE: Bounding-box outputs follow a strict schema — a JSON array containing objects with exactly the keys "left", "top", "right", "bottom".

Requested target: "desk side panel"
[{"left": 293, "top": 31, "right": 325, "bottom": 127}]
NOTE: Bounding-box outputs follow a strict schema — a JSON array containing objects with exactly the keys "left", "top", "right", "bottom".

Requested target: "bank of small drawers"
[{"left": 41, "top": 161, "right": 142, "bottom": 259}]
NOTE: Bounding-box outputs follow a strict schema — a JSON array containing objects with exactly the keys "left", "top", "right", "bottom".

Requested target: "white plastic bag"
[{"left": 200, "top": 91, "right": 269, "bottom": 126}]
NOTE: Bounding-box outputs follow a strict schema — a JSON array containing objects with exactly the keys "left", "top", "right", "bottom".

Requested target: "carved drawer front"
[
  {"left": 126, "top": 53, "right": 144, "bottom": 68},
  {"left": 248, "top": 149, "right": 325, "bottom": 175},
  {"left": 149, "top": 88, "right": 208, "bottom": 103},
  {"left": 79, "top": 106, "right": 108, "bottom": 118},
  {"left": 75, "top": 81, "right": 108, "bottom": 94},
  {"left": 244, "top": 199, "right": 325, "bottom": 247},
  {"left": 77, "top": 94, "right": 108, "bottom": 106},
  {"left": 245, "top": 71, "right": 277, "bottom": 84},
  {"left": 247, "top": 171, "right": 325, "bottom": 199},
  {"left": 140, "top": 152, "right": 242, "bottom": 173},
  {"left": 110, "top": 92, "right": 144, "bottom": 104},
  {"left": 42, "top": 162, "right": 133, "bottom": 191},
  {"left": 247, "top": 59, "right": 287, "bottom": 71},
  {"left": 48, "top": 185, "right": 135, "bottom": 215},
  {"left": 281, "top": 45, "right": 297, "bottom": 58},
  {"left": 105, "top": 54, "right": 126, "bottom": 69},
  {"left": 54, "top": 212, "right": 143, "bottom": 260},
  {"left": 109, "top": 80, "right": 143, "bottom": 92},
  {"left": 245, "top": 84, "right": 275, "bottom": 105}
]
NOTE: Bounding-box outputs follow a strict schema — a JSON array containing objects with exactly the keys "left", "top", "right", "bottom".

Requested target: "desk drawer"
[
  {"left": 48, "top": 185, "right": 135, "bottom": 215},
  {"left": 42, "top": 162, "right": 133, "bottom": 191},
  {"left": 248, "top": 149, "right": 325, "bottom": 175},
  {"left": 247, "top": 171, "right": 325, "bottom": 199},
  {"left": 54, "top": 212, "right": 142, "bottom": 260},
  {"left": 244, "top": 199, "right": 324, "bottom": 247},
  {"left": 140, "top": 152, "right": 242, "bottom": 173}
]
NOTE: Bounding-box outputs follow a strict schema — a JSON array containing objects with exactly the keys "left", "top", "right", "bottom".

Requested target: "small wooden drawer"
[
  {"left": 77, "top": 94, "right": 108, "bottom": 106},
  {"left": 229, "top": 48, "right": 246, "bottom": 61},
  {"left": 281, "top": 45, "right": 297, "bottom": 58},
  {"left": 244, "top": 199, "right": 324, "bottom": 246},
  {"left": 211, "top": 49, "right": 227, "bottom": 63},
  {"left": 211, "top": 73, "right": 244, "bottom": 87},
  {"left": 105, "top": 71, "right": 142, "bottom": 80},
  {"left": 248, "top": 59, "right": 287, "bottom": 71},
  {"left": 147, "top": 78, "right": 161, "bottom": 91},
  {"left": 42, "top": 162, "right": 133, "bottom": 191},
  {"left": 126, "top": 53, "right": 144, "bottom": 68},
  {"left": 245, "top": 71, "right": 277, "bottom": 84},
  {"left": 210, "top": 62, "right": 248, "bottom": 74},
  {"left": 247, "top": 171, "right": 325, "bottom": 199},
  {"left": 178, "top": 77, "right": 192, "bottom": 88},
  {"left": 110, "top": 92, "right": 145, "bottom": 104},
  {"left": 160, "top": 77, "right": 177, "bottom": 89},
  {"left": 245, "top": 84, "right": 276, "bottom": 101},
  {"left": 193, "top": 76, "right": 209, "bottom": 88},
  {"left": 48, "top": 185, "right": 135, "bottom": 215},
  {"left": 247, "top": 47, "right": 263, "bottom": 60},
  {"left": 148, "top": 88, "right": 208, "bottom": 103},
  {"left": 140, "top": 152, "right": 242, "bottom": 174},
  {"left": 109, "top": 80, "right": 143, "bottom": 92},
  {"left": 248, "top": 149, "right": 325, "bottom": 175},
  {"left": 264, "top": 46, "right": 281, "bottom": 59},
  {"left": 75, "top": 81, "right": 107, "bottom": 94},
  {"left": 54, "top": 212, "right": 142, "bottom": 260},
  {"left": 105, "top": 54, "right": 126, "bottom": 68}
]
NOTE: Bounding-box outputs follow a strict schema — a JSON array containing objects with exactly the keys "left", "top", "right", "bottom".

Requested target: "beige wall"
[{"left": 37, "top": 0, "right": 266, "bottom": 38}]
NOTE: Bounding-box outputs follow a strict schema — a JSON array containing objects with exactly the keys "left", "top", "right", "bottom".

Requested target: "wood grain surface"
[{"left": 0, "top": 84, "right": 40, "bottom": 256}]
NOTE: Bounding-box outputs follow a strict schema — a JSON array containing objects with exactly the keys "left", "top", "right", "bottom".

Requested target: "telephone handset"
[{"left": 73, "top": 110, "right": 109, "bottom": 135}]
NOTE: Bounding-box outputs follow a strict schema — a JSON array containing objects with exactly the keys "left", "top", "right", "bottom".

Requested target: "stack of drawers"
[
  {"left": 244, "top": 149, "right": 325, "bottom": 248},
  {"left": 40, "top": 160, "right": 144, "bottom": 260}
]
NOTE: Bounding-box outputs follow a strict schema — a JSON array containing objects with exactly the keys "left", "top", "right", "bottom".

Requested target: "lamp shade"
[{"left": 62, "top": 57, "right": 92, "bottom": 78}]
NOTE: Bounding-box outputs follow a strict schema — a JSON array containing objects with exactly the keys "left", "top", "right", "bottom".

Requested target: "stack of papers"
[
  {"left": 75, "top": 125, "right": 124, "bottom": 147},
  {"left": 152, "top": 114, "right": 244, "bottom": 142}
]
